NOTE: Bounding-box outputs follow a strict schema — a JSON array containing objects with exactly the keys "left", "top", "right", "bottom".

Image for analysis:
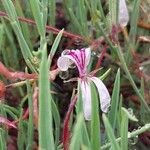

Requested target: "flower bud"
[{"left": 118, "top": 0, "right": 129, "bottom": 27}]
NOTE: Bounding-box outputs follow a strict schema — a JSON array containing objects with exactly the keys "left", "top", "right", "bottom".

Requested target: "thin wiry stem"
[
  {"left": 63, "top": 95, "right": 77, "bottom": 150},
  {"left": 32, "top": 87, "right": 39, "bottom": 129},
  {"left": 0, "top": 11, "right": 84, "bottom": 41},
  {"left": 94, "top": 45, "right": 107, "bottom": 71},
  {"left": 101, "top": 123, "right": 150, "bottom": 149}
]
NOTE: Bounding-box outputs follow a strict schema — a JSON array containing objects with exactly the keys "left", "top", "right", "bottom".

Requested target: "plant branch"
[
  {"left": 101, "top": 123, "right": 150, "bottom": 149},
  {"left": 63, "top": 95, "right": 77, "bottom": 150},
  {"left": 0, "top": 61, "right": 59, "bottom": 81},
  {"left": 0, "top": 11, "right": 84, "bottom": 41}
]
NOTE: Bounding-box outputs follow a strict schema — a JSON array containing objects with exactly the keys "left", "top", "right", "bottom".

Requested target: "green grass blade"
[
  {"left": 0, "top": 128, "right": 6, "bottom": 150},
  {"left": 90, "top": 82, "right": 101, "bottom": 150},
  {"left": 126, "top": 0, "right": 140, "bottom": 64},
  {"left": 41, "top": 0, "right": 48, "bottom": 28},
  {"left": 129, "top": 0, "right": 140, "bottom": 48},
  {"left": 51, "top": 98, "right": 60, "bottom": 147},
  {"left": 101, "top": 122, "right": 150, "bottom": 150},
  {"left": 1, "top": 19, "right": 19, "bottom": 69},
  {"left": 17, "top": 109, "right": 26, "bottom": 150},
  {"left": 2, "top": 0, "right": 35, "bottom": 71},
  {"left": 108, "top": 0, "right": 118, "bottom": 26},
  {"left": 38, "top": 49, "right": 55, "bottom": 150},
  {"left": 2, "top": 0, "right": 18, "bottom": 22},
  {"left": 116, "top": 47, "right": 150, "bottom": 114},
  {"left": 3, "top": 107, "right": 18, "bottom": 120},
  {"left": 140, "top": 78, "right": 149, "bottom": 123},
  {"left": 96, "top": 24, "right": 150, "bottom": 114},
  {"left": 77, "top": 0, "right": 88, "bottom": 36},
  {"left": 3, "top": 104, "right": 19, "bottom": 116},
  {"left": 120, "top": 108, "right": 128, "bottom": 150},
  {"left": 0, "top": 24, "right": 5, "bottom": 49},
  {"left": 116, "top": 95, "right": 123, "bottom": 135},
  {"left": 99, "top": 69, "right": 111, "bottom": 80},
  {"left": 26, "top": 79, "right": 34, "bottom": 150},
  {"left": 102, "top": 114, "right": 120, "bottom": 150},
  {"left": 67, "top": 8, "right": 83, "bottom": 35},
  {"left": 97, "top": 0, "right": 108, "bottom": 27},
  {"left": 69, "top": 114, "right": 84, "bottom": 150},
  {"left": 48, "top": 0, "right": 56, "bottom": 27},
  {"left": 29, "top": 0, "right": 45, "bottom": 37},
  {"left": 49, "top": 29, "right": 63, "bottom": 62},
  {"left": 15, "top": 0, "right": 33, "bottom": 50},
  {"left": 11, "top": 22, "right": 35, "bottom": 71},
  {"left": 2, "top": 0, "right": 33, "bottom": 59},
  {"left": 108, "top": 69, "right": 120, "bottom": 129},
  {"left": 82, "top": 121, "right": 90, "bottom": 148},
  {"left": 48, "top": 0, "right": 56, "bottom": 40}
]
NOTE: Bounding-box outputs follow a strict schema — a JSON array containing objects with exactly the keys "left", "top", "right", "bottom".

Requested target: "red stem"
[
  {"left": 94, "top": 45, "right": 107, "bottom": 71},
  {"left": 0, "top": 11, "right": 84, "bottom": 41},
  {"left": 0, "top": 62, "right": 37, "bottom": 80},
  {"left": 0, "top": 61, "right": 59, "bottom": 81},
  {"left": 32, "top": 87, "right": 39, "bottom": 128},
  {"left": 12, "top": 108, "right": 29, "bottom": 125},
  {"left": 63, "top": 95, "right": 77, "bottom": 150}
]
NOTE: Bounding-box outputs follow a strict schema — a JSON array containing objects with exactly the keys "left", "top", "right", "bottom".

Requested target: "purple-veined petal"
[
  {"left": 118, "top": 0, "right": 129, "bottom": 27},
  {"left": 90, "top": 77, "right": 111, "bottom": 113},
  {"left": 57, "top": 48, "right": 91, "bottom": 77},
  {"left": 80, "top": 79, "right": 92, "bottom": 120}
]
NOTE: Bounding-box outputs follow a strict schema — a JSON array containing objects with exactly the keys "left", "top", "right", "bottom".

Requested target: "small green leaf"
[{"left": 121, "top": 107, "right": 138, "bottom": 122}]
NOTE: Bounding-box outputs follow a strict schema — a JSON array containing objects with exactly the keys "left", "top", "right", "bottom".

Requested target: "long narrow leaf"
[
  {"left": 102, "top": 114, "right": 120, "bottom": 150},
  {"left": 29, "top": 0, "right": 45, "bottom": 37},
  {"left": 38, "top": 49, "right": 54, "bottom": 150},
  {"left": 26, "top": 79, "right": 34, "bottom": 150},
  {"left": 120, "top": 108, "right": 128, "bottom": 150},
  {"left": 108, "top": 69, "right": 120, "bottom": 129},
  {"left": 69, "top": 114, "right": 84, "bottom": 150},
  {"left": 90, "top": 82, "right": 101, "bottom": 150}
]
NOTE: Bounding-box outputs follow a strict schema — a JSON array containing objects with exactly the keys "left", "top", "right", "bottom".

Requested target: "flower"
[
  {"left": 57, "top": 48, "right": 111, "bottom": 120},
  {"left": 118, "top": 0, "right": 129, "bottom": 27}
]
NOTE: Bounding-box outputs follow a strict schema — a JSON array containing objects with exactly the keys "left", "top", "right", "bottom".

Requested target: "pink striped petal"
[
  {"left": 57, "top": 48, "right": 91, "bottom": 77},
  {"left": 90, "top": 77, "right": 111, "bottom": 113},
  {"left": 80, "top": 79, "right": 92, "bottom": 120},
  {"left": 0, "top": 116, "right": 17, "bottom": 128},
  {"left": 82, "top": 47, "right": 91, "bottom": 68}
]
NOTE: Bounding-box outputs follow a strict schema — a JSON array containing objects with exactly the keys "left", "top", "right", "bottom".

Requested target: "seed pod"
[
  {"left": 118, "top": 0, "right": 129, "bottom": 27},
  {"left": 0, "top": 81, "right": 6, "bottom": 99}
]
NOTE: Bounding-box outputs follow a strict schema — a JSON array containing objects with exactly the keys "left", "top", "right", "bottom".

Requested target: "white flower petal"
[
  {"left": 58, "top": 48, "right": 91, "bottom": 76},
  {"left": 57, "top": 56, "right": 71, "bottom": 71},
  {"left": 84, "top": 47, "right": 91, "bottom": 67},
  {"left": 80, "top": 79, "right": 92, "bottom": 120},
  {"left": 90, "top": 77, "right": 111, "bottom": 113},
  {"left": 118, "top": 0, "right": 129, "bottom": 27}
]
